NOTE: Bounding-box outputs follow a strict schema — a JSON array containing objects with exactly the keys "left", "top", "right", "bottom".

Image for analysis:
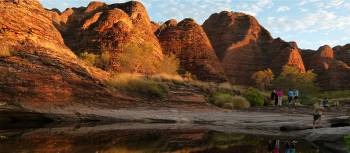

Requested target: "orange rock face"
[
  {"left": 0, "top": 0, "right": 73, "bottom": 57},
  {"left": 203, "top": 11, "right": 305, "bottom": 85},
  {"left": 0, "top": 0, "right": 123, "bottom": 105},
  {"left": 157, "top": 19, "right": 226, "bottom": 82},
  {"left": 50, "top": 1, "right": 163, "bottom": 72},
  {"left": 264, "top": 39, "right": 306, "bottom": 74},
  {"left": 302, "top": 45, "right": 334, "bottom": 72},
  {"left": 333, "top": 44, "right": 350, "bottom": 66},
  {"left": 302, "top": 45, "right": 350, "bottom": 90}
]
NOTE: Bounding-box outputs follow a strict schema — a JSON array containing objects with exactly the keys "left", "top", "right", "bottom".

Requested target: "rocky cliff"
[
  {"left": 0, "top": 0, "right": 124, "bottom": 107},
  {"left": 264, "top": 38, "right": 306, "bottom": 74},
  {"left": 50, "top": 1, "right": 163, "bottom": 72},
  {"left": 157, "top": 19, "right": 226, "bottom": 82},
  {"left": 1, "top": 0, "right": 349, "bottom": 93},
  {"left": 333, "top": 44, "right": 350, "bottom": 66},
  {"left": 203, "top": 11, "right": 305, "bottom": 85},
  {"left": 301, "top": 45, "right": 350, "bottom": 90}
]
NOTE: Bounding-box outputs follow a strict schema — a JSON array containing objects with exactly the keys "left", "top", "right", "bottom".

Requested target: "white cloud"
[
  {"left": 267, "top": 10, "right": 350, "bottom": 33},
  {"left": 298, "top": 0, "right": 320, "bottom": 6},
  {"left": 299, "top": 8, "right": 308, "bottom": 12},
  {"left": 235, "top": 0, "right": 273, "bottom": 16},
  {"left": 140, "top": 0, "right": 233, "bottom": 23},
  {"left": 277, "top": 6, "right": 290, "bottom": 12}
]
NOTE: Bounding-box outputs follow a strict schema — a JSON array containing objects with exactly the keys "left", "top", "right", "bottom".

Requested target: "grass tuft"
[
  {"left": 209, "top": 92, "right": 250, "bottom": 109},
  {"left": 0, "top": 46, "right": 12, "bottom": 57},
  {"left": 106, "top": 73, "right": 169, "bottom": 99}
]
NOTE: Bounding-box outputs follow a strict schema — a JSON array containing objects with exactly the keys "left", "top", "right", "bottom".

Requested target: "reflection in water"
[
  {"left": 345, "top": 135, "right": 350, "bottom": 152},
  {"left": 0, "top": 127, "right": 327, "bottom": 153}
]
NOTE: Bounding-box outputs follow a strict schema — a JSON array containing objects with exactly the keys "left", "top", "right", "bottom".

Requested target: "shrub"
[
  {"left": 80, "top": 52, "right": 98, "bottom": 66},
  {"left": 96, "top": 51, "right": 110, "bottom": 69},
  {"left": 318, "top": 90, "right": 350, "bottom": 99},
  {"left": 119, "top": 43, "right": 159, "bottom": 74},
  {"left": 251, "top": 69, "right": 274, "bottom": 90},
  {"left": 189, "top": 80, "right": 213, "bottom": 93},
  {"left": 119, "top": 43, "right": 180, "bottom": 74},
  {"left": 232, "top": 96, "right": 250, "bottom": 109},
  {"left": 243, "top": 88, "right": 265, "bottom": 107},
  {"left": 157, "top": 53, "right": 180, "bottom": 75},
  {"left": 273, "top": 65, "right": 318, "bottom": 96},
  {"left": 301, "top": 96, "right": 319, "bottom": 106},
  {"left": 209, "top": 92, "right": 250, "bottom": 109},
  {"left": 80, "top": 51, "right": 111, "bottom": 69},
  {"left": 0, "top": 46, "right": 12, "bottom": 57},
  {"left": 209, "top": 92, "right": 233, "bottom": 107},
  {"left": 149, "top": 73, "right": 184, "bottom": 84},
  {"left": 106, "top": 73, "right": 169, "bottom": 99}
]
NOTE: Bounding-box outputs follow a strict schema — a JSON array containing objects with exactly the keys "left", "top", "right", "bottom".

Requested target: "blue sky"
[{"left": 40, "top": 0, "right": 350, "bottom": 49}]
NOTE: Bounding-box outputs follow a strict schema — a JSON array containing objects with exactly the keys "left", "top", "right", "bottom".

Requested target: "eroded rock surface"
[
  {"left": 50, "top": 1, "right": 163, "bottom": 72},
  {"left": 0, "top": 0, "right": 124, "bottom": 106},
  {"left": 301, "top": 45, "right": 350, "bottom": 90},
  {"left": 203, "top": 11, "right": 305, "bottom": 85},
  {"left": 333, "top": 44, "right": 350, "bottom": 66},
  {"left": 158, "top": 19, "right": 226, "bottom": 82}
]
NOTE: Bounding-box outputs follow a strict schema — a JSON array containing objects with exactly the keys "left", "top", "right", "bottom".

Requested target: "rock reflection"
[{"left": 0, "top": 127, "right": 319, "bottom": 153}]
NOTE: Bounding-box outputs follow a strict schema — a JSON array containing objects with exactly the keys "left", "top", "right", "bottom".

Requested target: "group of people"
[
  {"left": 270, "top": 89, "right": 299, "bottom": 106},
  {"left": 268, "top": 139, "right": 297, "bottom": 153}
]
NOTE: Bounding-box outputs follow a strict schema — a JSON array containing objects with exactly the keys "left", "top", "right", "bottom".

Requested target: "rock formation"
[
  {"left": 0, "top": 0, "right": 123, "bottom": 106},
  {"left": 150, "top": 21, "right": 160, "bottom": 33},
  {"left": 157, "top": 18, "right": 226, "bottom": 82},
  {"left": 0, "top": 0, "right": 73, "bottom": 57},
  {"left": 203, "top": 11, "right": 305, "bottom": 85},
  {"left": 1, "top": 0, "right": 349, "bottom": 92},
  {"left": 333, "top": 44, "right": 350, "bottom": 66},
  {"left": 50, "top": 1, "right": 163, "bottom": 72},
  {"left": 264, "top": 38, "right": 306, "bottom": 74},
  {"left": 301, "top": 45, "right": 350, "bottom": 90},
  {"left": 302, "top": 45, "right": 334, "bottom": 72}
]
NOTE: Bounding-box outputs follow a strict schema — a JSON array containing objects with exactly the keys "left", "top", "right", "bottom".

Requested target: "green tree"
[
  {"left": 251, "top": 69, "right": 274, "bottom": 90},
  {"left": 273, "top": 65, "right": 318, "bottom": 98}
]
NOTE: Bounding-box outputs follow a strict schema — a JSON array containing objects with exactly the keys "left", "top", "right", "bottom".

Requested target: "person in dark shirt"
[{"left": 271, "top": 90, "right": 278, "bottom": 106}]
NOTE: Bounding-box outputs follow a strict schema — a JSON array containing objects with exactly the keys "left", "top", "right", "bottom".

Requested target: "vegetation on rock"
[
  {"left": 106, "top": 73, "right": 169, "bottom": 99},
  {"left": 209, "top": 92, "right": 250, "bottom": 109},
  {"left": 318, "top": 90, "right": 350, "bottom": 99},
  {"left": 273, "top": 65, "right": 318, "bottom": 104},
  {"left": 251, "top": 69, "right": 274, "bottom": 90},
  {"left": 157, "top": 53, "right": 180, "bottom": 75},
  {"left": 79, "top": 51, "right": 110, "bottom": 69},
  {"left": 0, "top": 46, "right": 12, "bottom": 57},
  {"left": 119, "top": 43, "right": 179, "bottom": 74},
  {"left": 243, "top": 88, "right": 265, "bottom": 107}
]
